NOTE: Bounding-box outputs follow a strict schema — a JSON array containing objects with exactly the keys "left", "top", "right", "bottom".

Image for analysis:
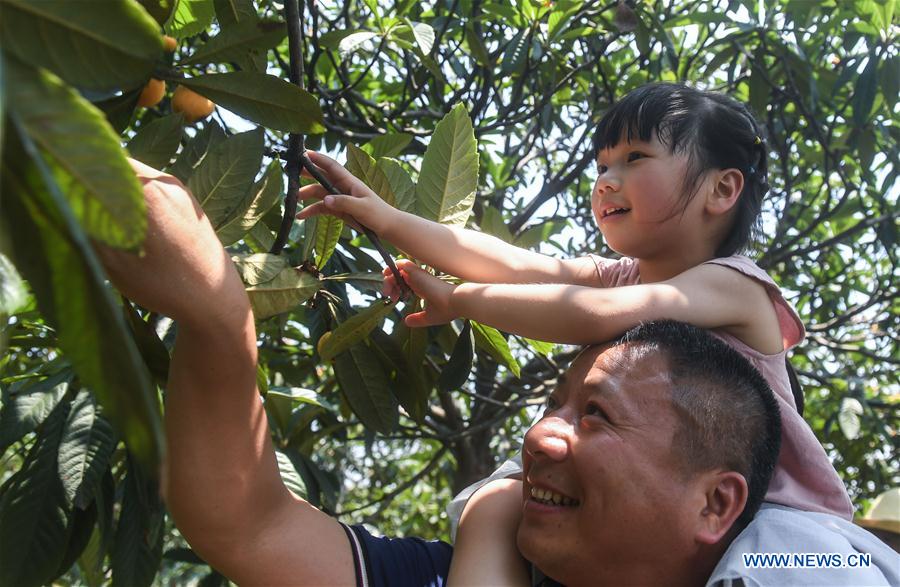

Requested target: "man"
[{"left": 99, "top": 161, "right": 898, "bottom": 586}]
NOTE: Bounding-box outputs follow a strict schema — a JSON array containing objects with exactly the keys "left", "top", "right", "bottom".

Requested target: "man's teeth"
[{"left": 530, "top": 487, "right": 577, "bottom": 506}]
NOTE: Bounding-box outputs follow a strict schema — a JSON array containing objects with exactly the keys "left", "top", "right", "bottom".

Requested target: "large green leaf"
[
  {"left": 179, "top": 72, "right": 325, "bottom": 133},
  {"left": 126, "top": 113, "right": 185, "bottom": 170},
  {"left": 57, "top": 390, "right": 116, "bottom": 509},
  {"left": 363, "top": 133, "right": 413, "bottom": 159},
  {"left": 275, "top": 449, "right": 309, "bottom": 498},
  {"left": 167, "top": 0, "right": 215, "bottom": 39},
  {"left": 214, "top": 0, "right": 256, "bottom": 28},
  {"left": 318, "top": 299, "right": 396, "bottom": 362},
  {"left": 438, "top": 321, "right": 474, "bottom": 392},
  {"left": 2, "top": 126, "right": 164, "bottom": 474},
  {"left": 0, "top": 401, "right": 72, "bottom": 587},
  {"left": 217, "top": 160, "right": 284, "bottom": 245},
  {"left": 6, "top": 58, "right": 147, "bottom": 249},
  {"left": 188, "top": 128, "right": 265, "bottom": 229},
  {"left": 314, "top": 214, "right": 344, "bottom": 268},
  {"left": 181, "top": 20, "right": 286, "bottom": 65},
  {"left": 0, "top": 252, "right": 28, "bottom": 316},
  {"left": 136, "top": 0, "right": 177, "bottom": 27},
  {"left": 167, "top": 120, "right": 226, "bottom": 182},
  {"left": 333, "top": 343, "right": 398, "bottom": 433},
  {"left": 232, "top": 252, "right": 290, "bottom": 286},
  {"left": 244, "top": 266, "right": 322, "bottom": 320},
  {"left": 346, "top": 143, "right": 396, "bottom": 207},
  {"left": 111, "top": 460, "right": 164, "bottom": 587},
  {"left": 0, "top": 0, "right": 162, "bottom": 91},
  {"left": 472, "top": 321, "right": 520, "bottom": 377},
  {"left": 415, "top": 103, "right": 479, "bottom": 226},
  {"left": 377, "top": 158, "right": 416, "bottom": 213},
  {"left": 0, "top": 369, "right": 71, "bottom": 453}
]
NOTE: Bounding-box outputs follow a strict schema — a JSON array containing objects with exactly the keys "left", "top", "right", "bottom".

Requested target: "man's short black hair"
[{"left": 614, "top": 320, "right": 781, "bottom": 529}]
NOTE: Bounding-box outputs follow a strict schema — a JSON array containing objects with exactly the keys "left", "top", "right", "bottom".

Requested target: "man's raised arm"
[{"left": 97, "top": 160, "right": 355, "bottom": 585}]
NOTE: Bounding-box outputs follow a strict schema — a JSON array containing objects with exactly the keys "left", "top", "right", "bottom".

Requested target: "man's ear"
[
  {"left": 695, "top": 471, "right": 748, "bottom": 545},
  {"left": 704, "top": 169, "right": 744, "bottom": 216}
]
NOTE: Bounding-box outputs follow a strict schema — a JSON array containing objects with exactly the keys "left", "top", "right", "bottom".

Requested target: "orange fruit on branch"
[
  {"left": 137, "top": 78, "right": 166, "bottom": 108},
  {"left": 163, "top": 35, "right": 177, "bottom": 52},
  {"left": 172, "top": 86, "right": 215, "bottom": 123}
]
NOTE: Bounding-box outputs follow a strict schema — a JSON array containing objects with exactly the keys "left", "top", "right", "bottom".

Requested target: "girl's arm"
[
  {"left": 392, "top": 260, "right": 783, "bottom": 353},
  {"left": 297, "top": 152, "right": 598, "bottom": 286},
  {"left": 448, "top": 479, "right": 530, "bottom": 587}
]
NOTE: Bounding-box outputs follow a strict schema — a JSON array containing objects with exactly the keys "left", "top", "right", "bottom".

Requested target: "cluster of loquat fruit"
[{"left": 136, "top": 35, "right": 215, "bottom": 123}]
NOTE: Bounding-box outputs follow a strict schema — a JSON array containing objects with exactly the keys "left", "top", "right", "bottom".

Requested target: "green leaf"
[
  {"left": 167, "top": 0, "right": 216, "bottom": 39},
  {"left": 337, "top": 31, "right": 381, "bottom": 55},
  {"left": 0, "top": 401, "right": 72, "bottom": 587},
  {"left": 181, "top": 20, "right": 286, "bottom": 65},
  {"left": 314, "top": 214, "right": 344, "bottom": 268},
  {"left": 438, "top": 321, "right": 474, "bottom": 392},
  {"left": 245, "top": 266, "right": 322, "bottom": 320},
  {"left": 57, "top": 390, "right": 116, "bottom": 509},
  {"left": 188, "top": 128, "right": 265, "bottom": 229},
  {"left": 93, "top": 89, "right": 141, "bottom": 134},
  {"left": 323, "top": 271, "right": 384, "bottom": 293},
  {"left": 232, "top": 252, "right": 290, "bottom": 286},
  {"left": 179, "top": 72, "right": 325, "bottom": 133},
  {"left": 275, "top": 450, "right": 309, "bottom": 498},
  {"left": 126, "top": 113, "right": 186, "bottom": 170},
  {"left": 123, "top": 301, "right": 171, "bottom": 388},
  {"left": 111, "top": 459, "right": 164, "bottom": 587},
  {"left": 480, "top": 206, "right": 512, "bottom": 242},
  {"left": 2, "top": 126, "right": 163, "bottom": 475},
  {"left": 0, "top": 370, "right": 71, "bottom": 453},
  {"left": 0, "top": 0, "right": 163, "bottom": 91},
  {"left": 852, "top": 51, "right": 879, "bottom": 126},
  {"left": 217, "top": 160, "right": 284, "bottom": 245},
  {"left": 333, "top": 343, "right": 398, "bottom": 433},
  {"left": 416, "top": 104, "right": 479, "bottom": 226},
  {"left": 167, "top": 120, "right": 226, "bottom": 182},
  {"left": 214, "top": 0, "right": 256, "bottom": 28},
  {"left": 0, "top": 251, "right": 28, "bottom": 315},
  {"left": 377, "top": 158, "right": 416, "bottom": 213},
  {"left": 55, "top": 499, "right": 98, "bottom": 580},
  {"left": 346, "top": 143, "right": 396, "bottom": 207},
  {"left": 6, "top": 58, "right": 147, "bottom": 249},
  {"left": 500, "top": 30, "right": 528, "bottom": 75},
  {"left": 362, "top": 133, "right": 413, "bottom": 159},
  {"left": 472, "top": 321, "right": 520, "bottom": 377},
  {"left": 318, "top": 299, "right": 396, "bottom": 362},
  {"left": 521, "top": 337, "right": 554, "bottom": 357}
]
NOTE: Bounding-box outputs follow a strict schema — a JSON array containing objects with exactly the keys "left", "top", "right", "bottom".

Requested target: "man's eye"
[
  {"left": 585, "top": 403, "right": 606, "bottom": 419},
  {"left": 545, "top": 396, "right": 559, "bottom": 411},
  {"left": 627, "top": 152, "right": 646, "bottom": 162}
]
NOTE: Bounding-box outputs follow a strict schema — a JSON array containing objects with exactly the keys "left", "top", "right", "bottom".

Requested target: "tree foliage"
[{"left": 0, "top": 0, "right": 897, "bottom": 584}]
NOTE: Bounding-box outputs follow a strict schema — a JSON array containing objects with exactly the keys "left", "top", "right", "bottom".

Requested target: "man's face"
[{"left": 517, "top": 344, "right": 705, "bottom": 584}]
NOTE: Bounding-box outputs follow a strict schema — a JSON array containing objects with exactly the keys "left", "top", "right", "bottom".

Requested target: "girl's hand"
[
  {"left": 296, "top": 151, "right": 397, "bottom": 236},
  {"left": 383, "top": 259, "right": 459, "bottom": 327}
]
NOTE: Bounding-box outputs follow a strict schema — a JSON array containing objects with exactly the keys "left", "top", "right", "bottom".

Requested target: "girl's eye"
[
  {"left": 597, "top": 164, "right": 608, "bottom": 174},
  {"left": 627, "top": 151, "right": 646, "bottom": 162}
]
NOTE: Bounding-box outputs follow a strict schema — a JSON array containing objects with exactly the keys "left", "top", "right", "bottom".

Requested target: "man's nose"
[{"left": 524, "top": 416, "right": 572, "bottom": 462}]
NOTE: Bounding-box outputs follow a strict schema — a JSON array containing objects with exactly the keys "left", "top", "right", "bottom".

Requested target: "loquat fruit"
[
  {"left": 171, "top": 85, "right": 215, "bottom": 123},
  {"left": 163, "top": 35, "right": 178, "bottom": 52},
  {"left": 137, "top": 78, "right": 166, "bottom": 108}
]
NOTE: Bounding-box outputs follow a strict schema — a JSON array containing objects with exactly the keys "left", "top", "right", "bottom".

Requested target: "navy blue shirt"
[{"left": 342, "top": 523, "right": 453, "bottom": 587}]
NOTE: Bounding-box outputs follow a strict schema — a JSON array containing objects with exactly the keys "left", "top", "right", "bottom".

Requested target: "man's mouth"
[
  {"left": 530, "top": 486, "right": 579, "bottom": 506},
  {"left": 601, "top": 207, "right": 631, "bottom": 218}
]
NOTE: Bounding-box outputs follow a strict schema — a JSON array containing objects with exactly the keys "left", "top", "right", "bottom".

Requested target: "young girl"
[{"left": 297, "top": 83, "right": 853, "bottom": 585}]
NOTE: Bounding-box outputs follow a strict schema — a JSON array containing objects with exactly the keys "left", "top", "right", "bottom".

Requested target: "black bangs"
[{"left": 592, "top": 83, "right": 698, "bottom": 155}]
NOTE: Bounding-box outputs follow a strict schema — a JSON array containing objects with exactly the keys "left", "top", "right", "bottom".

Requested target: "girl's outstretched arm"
[
  {"left": 448, "top": 479, "right": 530, "bottom": 587},
  {"left": 392, "top": 260, "right": 783, "bottom": 353},
  {"left": 297, "top": 152, "right": 597, "bottom": 286}
]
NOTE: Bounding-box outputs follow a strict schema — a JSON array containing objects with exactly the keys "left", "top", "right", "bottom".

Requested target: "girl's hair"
[{"left": 593, "top": 82, "right": 769, "bottom": 257}]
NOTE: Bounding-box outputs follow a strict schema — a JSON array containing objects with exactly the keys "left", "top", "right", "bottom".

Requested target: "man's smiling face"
[{"left": 516, "top": 344, "right": 707, "bottom": 585}]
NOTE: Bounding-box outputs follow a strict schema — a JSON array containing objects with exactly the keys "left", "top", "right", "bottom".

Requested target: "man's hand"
[
  {"left": 384, "top": 259, "right": 459, "bottom": 327},
  {"left": 296, "top": 150, "right": 398, "bottom": 236},
  {"left": 95, "top": 159, "right": 249, "bottom": 333}
]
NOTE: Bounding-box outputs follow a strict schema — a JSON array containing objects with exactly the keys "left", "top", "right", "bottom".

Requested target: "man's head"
[{"left": 517, "top": 320, "right": 781, "bottom": 586}]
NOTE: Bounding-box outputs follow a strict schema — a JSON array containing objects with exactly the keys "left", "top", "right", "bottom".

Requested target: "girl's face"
[{"left": 592, "top": 134, "right": 706, "bottom": 259}]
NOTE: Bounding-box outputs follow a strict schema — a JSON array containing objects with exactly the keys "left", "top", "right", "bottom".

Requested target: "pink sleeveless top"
[{"left": 590, "top": 254, "right": 854, "bottom": 519}]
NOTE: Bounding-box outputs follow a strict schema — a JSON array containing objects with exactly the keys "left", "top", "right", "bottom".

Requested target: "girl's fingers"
[
  {"left": 296, "top": 201, "right": 327, "bottom": 221},
  {"left": 404, "top": 311, "right": 432, "bottom": 328},
  {"left": 304, "top": 151, "right": 357, "bottom": 185},
  {"left": 297, "top": 183, "right": 328, "bottom": 201}
]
